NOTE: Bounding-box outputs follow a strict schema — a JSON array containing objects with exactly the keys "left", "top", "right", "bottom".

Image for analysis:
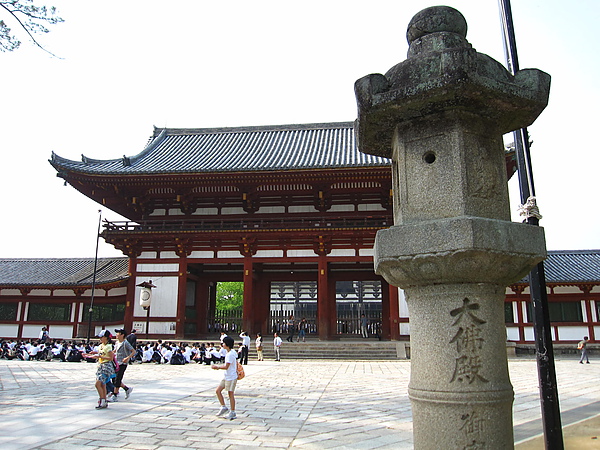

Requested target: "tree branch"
[{"left": 0, "top": 1, "right": 62, "bottom": 58}]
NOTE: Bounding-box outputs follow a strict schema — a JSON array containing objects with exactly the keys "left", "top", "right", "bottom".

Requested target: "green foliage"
[
  {"left": 0, "top": 0, "right": 63, "bottom": 54},
  {"left": 216, "top": 282, "right": 244, "bottom": 311}
]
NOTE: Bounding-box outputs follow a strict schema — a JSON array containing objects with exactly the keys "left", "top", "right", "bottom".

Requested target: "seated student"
[
  {"left": 66, "top": 344, "right": 83, "bottom": 362},
  {"left": 205, "top": 343, "right": 222, "bottom": 365},
  {"left": 182, "top": 344, "right": 193, "bottom": 363},
  {"left": 131, "top": 345, "right": 144, "bottom": 363},
  {"left": 142, "top": 345, "right": 154, "bottom": 363},
  {"left": 170, "top": 348, "right": 186, "bottom": 365},
  {"left": 161, "top": 345, "right": 173, "bottom": 364},
  {"left": 28, "top": 342, "right": 41, "bottom": 360},
  {"left": 151, "top": 345, "right": 163, "bottom": 364}
]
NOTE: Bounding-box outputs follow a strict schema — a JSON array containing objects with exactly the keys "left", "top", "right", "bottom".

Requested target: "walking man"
[
  {"left": 578, "top": 336, "right": 590, "bottom": 364},
  {"left": 212, "top": 336, "right": 238, "bottom": 420},
  {"left": 274, "top": 332, "right": 282, "bottom": 361}
]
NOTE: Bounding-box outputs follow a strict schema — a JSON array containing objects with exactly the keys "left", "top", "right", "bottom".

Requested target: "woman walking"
[{"left": 83, "top": 330, "right": 116, "bottom": 409}]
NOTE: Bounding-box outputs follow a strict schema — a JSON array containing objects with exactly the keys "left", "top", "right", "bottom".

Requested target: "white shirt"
[
  {"left": 240, "top": 334, "right": 251, "bottom": 346},
  {"left": 224, "top": 349, "right": 238, "bottom": 381},
  {"left": 274, "top": 336, "right": 282, "bottom": 347}
]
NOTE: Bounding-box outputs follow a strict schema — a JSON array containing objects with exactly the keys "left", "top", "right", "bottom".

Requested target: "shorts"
[{"left": 219, "top": 378, "right": 237, "bottom": 392}]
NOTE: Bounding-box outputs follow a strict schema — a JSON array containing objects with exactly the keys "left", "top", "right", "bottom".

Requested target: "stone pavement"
[{"left": 0, "top": 357, "right": 599, "bottom": 449}]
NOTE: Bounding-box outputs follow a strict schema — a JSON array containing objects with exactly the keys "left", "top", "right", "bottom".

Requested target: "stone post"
[{"left": 354, "top": 6, "right": 550, "bottom": 449}]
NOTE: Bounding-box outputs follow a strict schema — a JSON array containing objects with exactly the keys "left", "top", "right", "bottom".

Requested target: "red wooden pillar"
[
  {"left": 388, "top": 283, "right": 400, "bottom": 340},
  {"left": 195, "top": 280, "right": 209, "bottom": 335},
  {"left": 243, "top": 257, "right": 254, "bottom": 334},
  {"left": 254, "top": 276, "right": 270, "bottom": 335},
  {"left": 123, "top": 257, "right": 137, "bottom": 333},
  {"left": 176, "top": 258, "right": 188, "bottom": 339},
  {"left": 381, "top": 281, "right": 391, "bottom": 340},
  {"left": 318, "top": 256, "right": 337, "bottom": 340}
]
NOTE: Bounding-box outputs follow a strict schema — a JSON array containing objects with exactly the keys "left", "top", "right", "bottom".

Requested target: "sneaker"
[
  {"left": 227, "top": 411, "right": 237, "bottom": 420},
  {"left": 107, "top": 392, "right": 114, "bottom": 399},
  {"left": 108, "top": 395, "right": 118, "bottom": 402},
  {"left": 216, "top": 405, "right": 229, "bottom": 417},
  {"left": 125, "top": 387, "right": 133, "bottom": 399},
  {"left": 95, "top": 399, "right": 108, "bottom": 409}
]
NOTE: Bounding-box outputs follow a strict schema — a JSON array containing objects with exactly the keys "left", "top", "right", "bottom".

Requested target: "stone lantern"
[{"left": 354, "top": 6, "right": 550, "bottom": 448}]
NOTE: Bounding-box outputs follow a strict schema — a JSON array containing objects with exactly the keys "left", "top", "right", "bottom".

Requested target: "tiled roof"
[
  {"left": 540, "top": 250, "right": 600, "bottom": 284},
  {"left": 0, "top": 258, "right": 129, "bottom": 288},
  {"left": 50, "top": 122, "right": 391, "bottom": 175}
]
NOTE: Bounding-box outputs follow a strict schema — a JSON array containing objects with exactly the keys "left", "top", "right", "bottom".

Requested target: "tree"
[
  {"left": 0, "top": 0, "right": 63, "bottom": 54},
  {"left": 216, "top": 282, "right": 244, "bottom": 311}
]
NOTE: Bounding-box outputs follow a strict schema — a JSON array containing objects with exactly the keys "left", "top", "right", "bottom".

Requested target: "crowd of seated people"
[
  {"left": 0, "top": 334, "right": 247, "bottom": 367},
  {"left": 0, "top": 339, "right": 93, "bottom": 362}
]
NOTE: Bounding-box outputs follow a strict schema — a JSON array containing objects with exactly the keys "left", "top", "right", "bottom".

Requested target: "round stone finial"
[{"left": 406, "top": 6, "right": 467, "bottom": 43}]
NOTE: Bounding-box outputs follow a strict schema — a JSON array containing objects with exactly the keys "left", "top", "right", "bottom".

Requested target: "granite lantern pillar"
[{"left": 354, "top": 6, "right": 550, "bottom": 449}]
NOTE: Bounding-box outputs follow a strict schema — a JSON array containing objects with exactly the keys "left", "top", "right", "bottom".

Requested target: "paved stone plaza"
[{"left": 0, "top": 357, "right": 599, "bottom": 449}]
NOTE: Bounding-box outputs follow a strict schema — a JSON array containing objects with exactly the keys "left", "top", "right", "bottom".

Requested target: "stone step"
[{"left": 246, "top": 340, "right": 409, "bottom": 360}]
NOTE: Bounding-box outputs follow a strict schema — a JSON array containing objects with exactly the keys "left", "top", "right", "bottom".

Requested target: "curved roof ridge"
[{"left": 157, "top": 121, "right": 356, "bottom": 135}]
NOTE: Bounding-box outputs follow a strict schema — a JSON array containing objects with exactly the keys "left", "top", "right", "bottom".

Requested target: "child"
[
  {"left": 212, "top": 336, "right": 238, "bottom": 420},
  {"left": 82, "top": 330, "right": 116, "bottom": 409}
]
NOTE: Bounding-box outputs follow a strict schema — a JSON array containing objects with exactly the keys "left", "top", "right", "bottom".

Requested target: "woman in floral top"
[{"left": 83, "top": 330, "right": 116, "bottom": 409}]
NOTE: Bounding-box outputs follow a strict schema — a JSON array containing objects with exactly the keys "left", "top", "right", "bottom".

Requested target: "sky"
[{"left": 2, "top": 0, "right": 599, "bottom": 258}]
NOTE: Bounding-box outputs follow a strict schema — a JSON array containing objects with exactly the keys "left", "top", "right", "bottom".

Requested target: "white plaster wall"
[
  {"left": 359, "top": 248, "right": 374, "bottom": 256},
  {"left": 149, "top": 209, "right": 166, "bottom": 216},
  {"left": 150, "top": 321, "right": 176, "bottom": 335},
  {"left": 254, "top": 250, "right": 284, "bottom": 258},
  {"left": 160, "top": 252, "right": 179, "bottom": 259},
  {"left": 107, "top": 287, "right": 127, "bottom": 297},
  {"left": 591, "top": 286, "right": 600, "bottom": 293},
  {"left": 221, "top": 207, "right": 246, "bottom": 215},
  {"left": 137, "top": 263, "right": 179, "bottom": 272},
  {"left": 329, "top": 204, "right": 355, "bottom": 212},
  {"left": 53, "top": 289, "right": 77, "bottom": 297},
  {"left": 399, "top": 288, "right": 410, "bottom": 335},
  {"left": 29, "top": 290, "right": 52, "bottom": 296},
  {"left": 552, "top": 286, "right": 582, "bottom": 294},
  {"left": 168, "top": 209, "right": 184, "bottom": 216},
  {"left": 1, "top": 289, "right": 21, "bottom": 296},
  {"left": 357, "top": 203, "right": 386, "bottom": 211},
  {"left": 592, "top": 301, "right": 598, "bottom": 322},
  {"left": 582, "top": 300, "right": 588, "bottom": 322},
  {"left": 287, "top": 250, "right": 317, "bottom": 257},
  {"left": 289, "top": 205, "right": 318, "bottom": 213},
  {"left": 134, "top": 276, "right": 178, "bottom": 317},
  {"left": 329, "top": 249, "right": 355, "bottom": 257},
  {"left": 0, "top": 324, "right": 18, "bottom": 338},
  {"left": 48, "top": 325, "right": 74, "bottom": 339},
  {"left": 217, "top": 251, "right": 243, "bottom": 258},
  {"left": 505, "top": 327, "right": 520, "bottom": 341},
  {"left": 256, "top": 206, "right": 285, "bottom": 214},
  {"left": 192, "top": 208, "right": 218, "bottom": 215},
  {"left": 595, "top": 326, "right": 600, "bottom": 338},
  {"left": 189, "top": 251, "right": 214, "bottom": 258},
  {"left": 139, "top": 252, "right": 157, "bottom": 259},
  {"left": 524, "top": 327, "right": 535, "bottom": 341},
  {"left": 557, "top": 326, "right": 589, "bottom": 341},
  {"left": 22, "top": 324, "right": 43, "bottom": 339}
]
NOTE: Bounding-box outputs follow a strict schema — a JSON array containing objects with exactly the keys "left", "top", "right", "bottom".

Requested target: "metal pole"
[
  {"left": 86, "top": 210, "right": 102, "bottom": 343},
  {"left": 498, "top": 1, "right": 564, "bottom": 448}
]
